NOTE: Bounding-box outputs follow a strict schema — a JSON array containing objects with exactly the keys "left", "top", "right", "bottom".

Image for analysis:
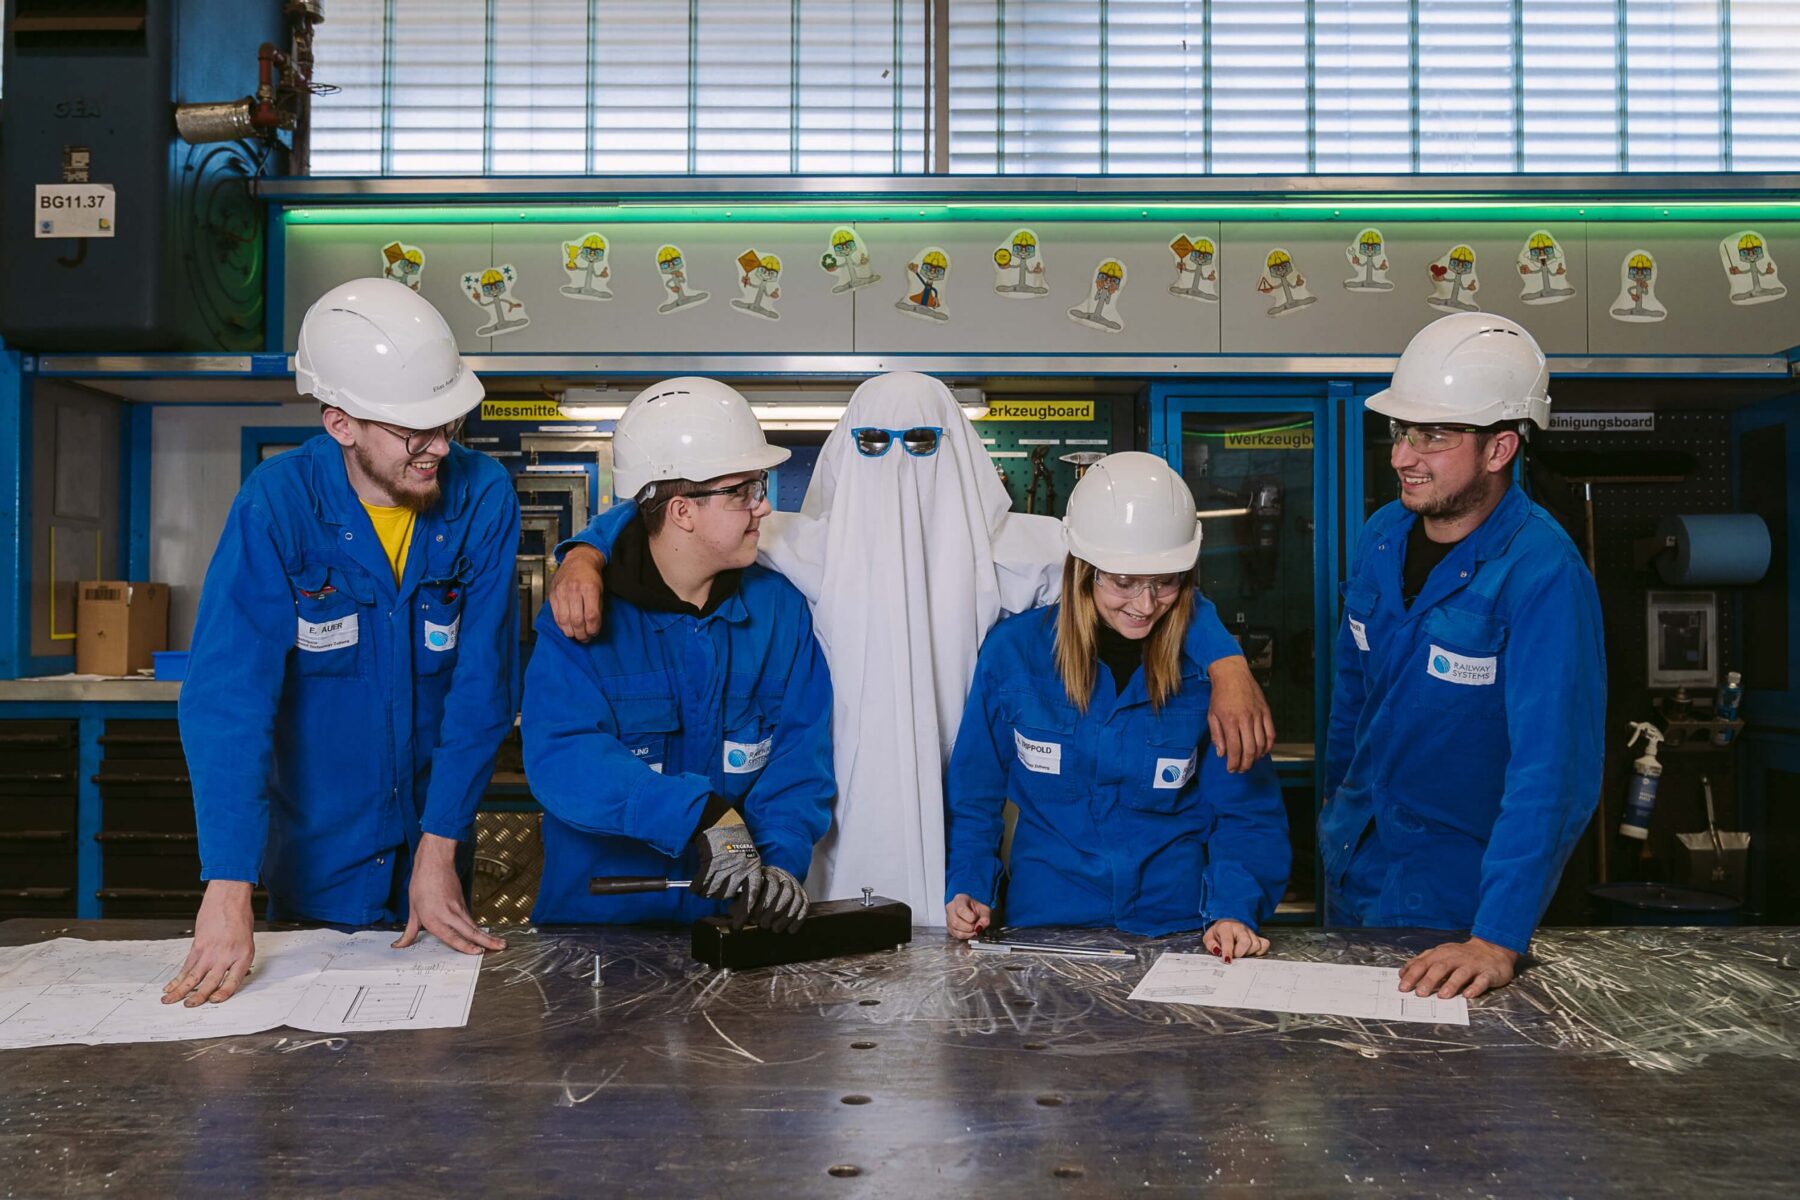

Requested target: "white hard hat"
[
  {"left": 295, "top": 278, "right": 484, "bottom": 429},
  {"left": 611, "top": 377, "right": 791, "bottom": 501},
  {"left": 1366, "top": 312, "right": 1551, "bottom": 430},
  {"left": 1063, "top": 451, "right": 1203, "bottom": 575}
]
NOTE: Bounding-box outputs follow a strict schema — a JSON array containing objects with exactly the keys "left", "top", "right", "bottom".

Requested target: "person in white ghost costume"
[{"left": 549, "top": 372, "right": 1274, "bottom": 923}]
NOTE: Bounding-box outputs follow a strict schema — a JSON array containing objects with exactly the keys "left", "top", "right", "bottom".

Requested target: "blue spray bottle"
[
  {"left": 1712, "top": 672, "right": 1743, "bottom": 746},
  {"left": 1619, "top": 722, "right": 1665, "bottom": 841}
]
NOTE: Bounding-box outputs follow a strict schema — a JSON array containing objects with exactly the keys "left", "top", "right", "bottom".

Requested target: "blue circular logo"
[
  {"left": 727, "top": 749, "right": 747, "bottom": 768},
  {"left": 1161, "top": 765, "right": 1180, "bottom": 783},
  {"left": 1432, "top": 654, "right": 1450, "bottom": 674},
  {"left": 428, "top": 631, "right": 449, "bottom": 648}
]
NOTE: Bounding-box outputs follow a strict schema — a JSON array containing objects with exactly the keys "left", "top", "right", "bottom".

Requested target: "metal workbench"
[{"left": 3, "top": 919, "right": 1796, "bottom": 1197}]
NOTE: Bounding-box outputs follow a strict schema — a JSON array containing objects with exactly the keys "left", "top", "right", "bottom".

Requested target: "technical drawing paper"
[
  {"left": 0, "top": 930, "right": 481, "bottom": 1049},
  {"left": 1128, "top": 953, "right": 1470, "bottom": 1026}
]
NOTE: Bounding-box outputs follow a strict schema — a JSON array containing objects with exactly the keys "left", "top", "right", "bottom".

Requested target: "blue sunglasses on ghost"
[{"left": 853, "top": 426, "right": 943, "bottom": 457}]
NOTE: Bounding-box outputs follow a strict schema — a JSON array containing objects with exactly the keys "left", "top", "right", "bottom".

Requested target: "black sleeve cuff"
[{"left": 693, "top": 792, "right": 736, "bottom": 839}]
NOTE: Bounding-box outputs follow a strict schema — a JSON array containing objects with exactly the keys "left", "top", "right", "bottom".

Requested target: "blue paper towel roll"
[{"left": 1655, "top": 514, "right": 1771, "bottom": 586}]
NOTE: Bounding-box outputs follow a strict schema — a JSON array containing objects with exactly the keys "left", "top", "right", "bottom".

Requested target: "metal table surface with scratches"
[{"left": 2, "top": 920, "right": 1797, "bottom": 1198}]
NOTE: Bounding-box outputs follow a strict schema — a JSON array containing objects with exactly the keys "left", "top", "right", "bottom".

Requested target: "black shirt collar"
[
  {"left": 601, "top": 512, "right": 742, "bottom": 618},
  {"left": 1096, "top": 619, "right": 1145, "bottom": 692}
]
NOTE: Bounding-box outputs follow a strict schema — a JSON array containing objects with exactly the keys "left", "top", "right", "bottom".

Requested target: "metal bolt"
[
  {"left": 862, "top": 887, "right": 874, "bottom": 908},
  {"left": 591, "top": 953, "right": 602, "bottom": 988}
]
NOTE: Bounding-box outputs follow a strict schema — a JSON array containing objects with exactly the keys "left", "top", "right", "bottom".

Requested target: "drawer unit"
[
  {"left": 0, "top": 720, "right": 78, "bottom": 917},
  {"left": 97, "top": 720, "right": 201, "bottom": 917}
]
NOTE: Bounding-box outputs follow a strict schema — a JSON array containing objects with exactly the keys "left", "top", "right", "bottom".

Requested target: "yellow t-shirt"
[{"left": 360, "top": 501, "right": 416, "bottom": 585}]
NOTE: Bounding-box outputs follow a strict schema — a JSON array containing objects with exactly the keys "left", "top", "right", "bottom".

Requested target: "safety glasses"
[
  {"left": 852, "top": 426, "right": 943, "bottom": 458},
  {"left": 1388, "top": 420, "right": 1476, "bottom": 456},
  {"left": 685, "top": 473, "right": 769, "bottom": 511},
  {"left": 370, "top": 416, "right": 465, "bottom": 457},
  {"left": 1095, "top": 572, "right": 1185, "bottom": 600}
]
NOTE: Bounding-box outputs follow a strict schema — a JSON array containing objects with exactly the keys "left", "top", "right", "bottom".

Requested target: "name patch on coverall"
[
  {"left": 629, "top": 745, "right": 664, "bottom": 774},
  {"left": 723, "top": 737, "right": 772, "bottom": 774},
  {"left": 296, "top": 614, "right": 359, "bottom": 652},
  {"left": 1153, "top": 752, "right": 1197, "bottom": 789},
  {"left": 1348, "top": 616, "right": 1370, "bottom": 652},
  {"left": 1014, "top": 730, "right": 1063, "bottom": 775},
  {"left": 1427, "top": 644, "right": 1497, "bottom": 686}
]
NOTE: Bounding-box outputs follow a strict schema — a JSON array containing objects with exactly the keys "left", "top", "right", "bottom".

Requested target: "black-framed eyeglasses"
[
  {"left": 1388, "top": 419, "right": 1476, "bottom": 455},
  {"left": 684, "top": 473, "right": 769, "bottom": 511},
  {"left": 853, "top": 426, "right": 943, "bottom": 458},
  {"left": 369, "top": 417, "right": 465, "bottom": 456}
]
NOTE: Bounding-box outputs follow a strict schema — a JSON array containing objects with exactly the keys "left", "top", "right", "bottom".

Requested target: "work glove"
[
  {"left": 755, "top": 866, "right": 809, "bottom": 933},
  {"left": 691, "top": 802, "right": 761, "bottom": 903},
  {"left": 731, "top": 865, "right": 809, "bottom": 934}
]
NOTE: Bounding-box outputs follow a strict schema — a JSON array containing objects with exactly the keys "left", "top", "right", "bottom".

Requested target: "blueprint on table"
[
  {"left": 1128, "top": 953, "right": 1471, "bottom": 1026},
  {"left": 0, "top": 930, "right": 481, "bottom": 1049}
]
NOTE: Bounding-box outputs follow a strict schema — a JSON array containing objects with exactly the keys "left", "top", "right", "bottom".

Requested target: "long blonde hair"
[{"left": 1053, "top": 556, "right": 1196, "bottom": 713}]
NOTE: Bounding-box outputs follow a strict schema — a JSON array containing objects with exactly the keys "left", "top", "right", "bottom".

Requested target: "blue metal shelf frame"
[{"left": 2, "top": 350, "right": 77, "bottom": 678}]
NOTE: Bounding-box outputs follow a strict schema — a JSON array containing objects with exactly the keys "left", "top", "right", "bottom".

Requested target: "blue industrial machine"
[{"left": 0, "top": 0, "right": 313, "bottom": 350}]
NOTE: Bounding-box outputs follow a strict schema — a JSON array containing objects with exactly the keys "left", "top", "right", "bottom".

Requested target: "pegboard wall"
[
  {"left": 1527, "top": 410, "right": 1744, "bottom": 889},
  {"left": 974, "top": 396, "right": 1133, "bottom": 518},
  {"left": 1531, "top": 410, "right": 1737, "bottom": 695}
]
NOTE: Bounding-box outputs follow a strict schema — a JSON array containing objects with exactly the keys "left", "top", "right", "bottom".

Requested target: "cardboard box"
[{"left": 76, "top": 581, "right": 169, "bottom": 677}]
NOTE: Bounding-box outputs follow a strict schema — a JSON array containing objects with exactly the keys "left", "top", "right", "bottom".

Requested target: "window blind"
[
  {"left": 1522, "top": 1, "right": 1622, "bottom": 172},
  {"left": 1313, "top": 1, "right": 1413, "bottom": 173},
  {"left": 1626, "top": 0, "right": 1726, "bottom": 171},
  {"left": 1726, "top": 0, "right": 1800, "bottom": 171},
  {"left": 306, "top": 0, "right": 1800, "bottom": 176},
  {"left": 1418, "top": 0, "right": 1517, "bottom": 172}
]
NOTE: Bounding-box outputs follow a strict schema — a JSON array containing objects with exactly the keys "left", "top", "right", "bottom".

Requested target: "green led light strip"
[{"left": 283, "top": 198, "right": 1800, "bottom": 227}]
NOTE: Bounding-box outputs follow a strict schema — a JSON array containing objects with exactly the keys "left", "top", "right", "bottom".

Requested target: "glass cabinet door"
[
  {"left": 1178, "top": 409, "right": 1319, "bottom": 751},
  {"left": 1156, "top": 392, "right": 1339, "bottom": 921}
]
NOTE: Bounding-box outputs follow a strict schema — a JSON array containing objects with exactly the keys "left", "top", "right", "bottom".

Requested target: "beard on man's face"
[
  {"left": 1402, "top": 465, "right": 1493, "bottom": 521},
  {"left": 351, "top": 439, "right": 442, "bottom": 514}
]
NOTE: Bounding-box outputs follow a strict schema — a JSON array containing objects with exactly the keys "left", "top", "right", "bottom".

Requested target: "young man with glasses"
[
  {"left": 522, "top": 378, "right": 832, "bottom": 932},
  {"left": 1325, "top": 313, "right": 1605, "bottom": 1000},
  {"left": 166, "top": 279, "right": 518, "bottom": 1007}
]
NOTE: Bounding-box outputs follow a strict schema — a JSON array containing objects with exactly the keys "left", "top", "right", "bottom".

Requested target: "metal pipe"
[
  {"left": 175, "top": 101, "right": 257, "bottom": 145},
  {"left": 287, "top": 0, "right": 326, "bottom": 176}
]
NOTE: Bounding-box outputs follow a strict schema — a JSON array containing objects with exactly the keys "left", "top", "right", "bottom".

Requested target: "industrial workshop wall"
[{"left": 279, "top": 203, "right": 1800, "bottom": 358}]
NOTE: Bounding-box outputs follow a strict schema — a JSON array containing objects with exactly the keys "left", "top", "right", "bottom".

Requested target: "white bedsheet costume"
[{"left": 750, "top": 373, "right": 1066, "bottom": 921}]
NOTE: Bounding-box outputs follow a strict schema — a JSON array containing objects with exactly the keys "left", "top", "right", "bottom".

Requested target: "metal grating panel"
[{"left": 472, "top": 811, "right": 543, "bottom": 928}]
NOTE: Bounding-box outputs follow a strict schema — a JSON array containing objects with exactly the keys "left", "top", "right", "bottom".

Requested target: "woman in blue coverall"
[{"left": 944, "top": 453, "right": 1290, "bottom": 957}]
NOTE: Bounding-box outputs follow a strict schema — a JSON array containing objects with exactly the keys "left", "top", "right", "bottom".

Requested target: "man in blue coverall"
[
  {"left": 1324, "top": 312, "right": 1605, "bottom": 1000},
  {"left": 522, "top": 378, "right": 833, "bottom": 930},
  {"left": 164, "top": 279, "right": 519, "bottom": 1006}
]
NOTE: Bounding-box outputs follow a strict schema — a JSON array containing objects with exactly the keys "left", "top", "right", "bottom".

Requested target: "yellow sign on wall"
[
  {"left": 1223, "top": 427, "right": 1313, "bottom": 451},
  {"left": 976, "top": 399, "right": 1095, "bottom": 422},
  {"left": 481, "top": 399, "right": 566, "bottom": 422}
]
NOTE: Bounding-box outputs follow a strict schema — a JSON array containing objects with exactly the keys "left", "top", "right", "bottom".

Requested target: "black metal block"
[{"left": 690, "top": 896, "right": 912, "bottom": 970}]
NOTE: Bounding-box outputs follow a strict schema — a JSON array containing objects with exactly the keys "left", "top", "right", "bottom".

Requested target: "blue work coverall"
[
  {"left": 944, "top": 603, "right": 1291, "bottom": 936},
  {"left": 181, "top": 435, "right": 520, "bottom": 924},
  {"left": 1322, "top": 483, "right": 1605, "bottom": 953},
  {"left": 522, "top": 566, "right": 835, "bottom": 924}
]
